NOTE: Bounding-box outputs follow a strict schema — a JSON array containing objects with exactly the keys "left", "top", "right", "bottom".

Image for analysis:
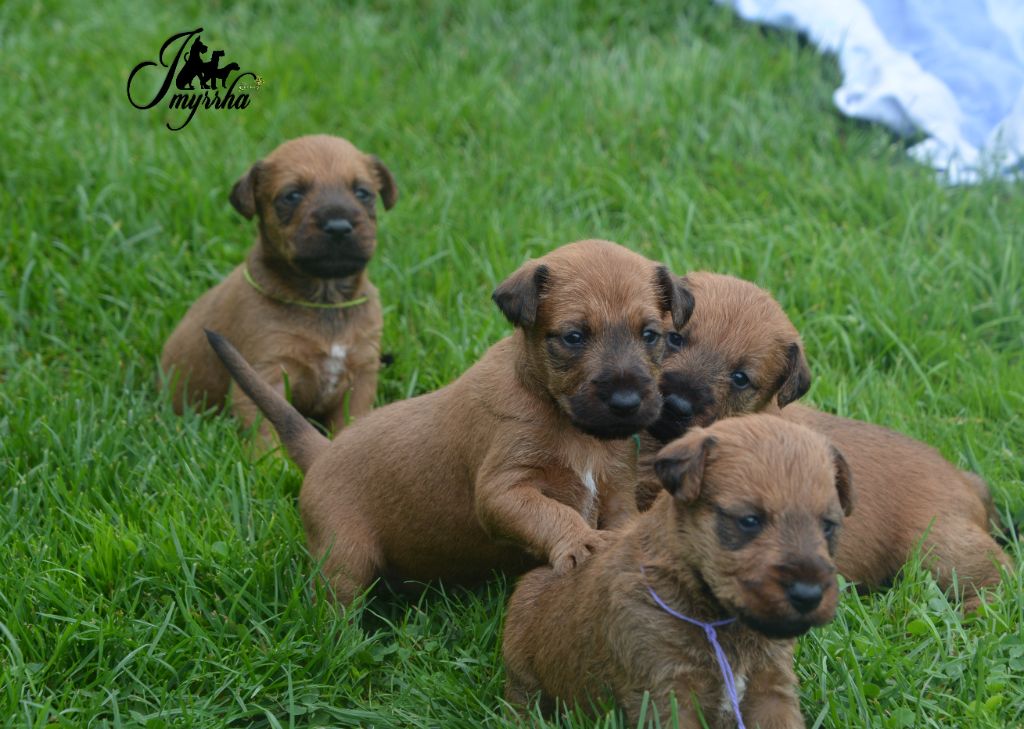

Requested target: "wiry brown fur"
[
  {"left": 161, "top": 134, "right": 397, "bottom": 446},
  {"left": 208, "top": 240, "right": 693, "bottom": 604},
  {"left": 639, "top": 272, "right": 1013, "bottom": 610},
  {"left": 504, "top": 415, "right": 850, "bottom": 727}
]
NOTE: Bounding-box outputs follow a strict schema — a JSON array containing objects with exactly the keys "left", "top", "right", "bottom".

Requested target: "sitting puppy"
[
  {"left": 161, "top": 134, "right": 397, "bottom": 445},
  {"left": 503, "top": 415, "right": 851, "bottom": 727},
  {"left": 639, "top": 272, "right": 1013, "bottom": 610},
  {"left": 207, "top": 240, "right": 693, "bottom": 604}
]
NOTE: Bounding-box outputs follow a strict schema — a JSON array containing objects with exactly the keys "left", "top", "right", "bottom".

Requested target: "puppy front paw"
[{"left": 550, "top": 528, "right": 609, "bottom": 574}]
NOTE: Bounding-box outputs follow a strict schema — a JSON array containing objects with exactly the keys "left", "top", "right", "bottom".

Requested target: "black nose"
[
  {"left": 606, "top": 389, "right": 642, "bottom": 415},
  {"left": 322, "top": 218, "right": 354, "bottom": 236},
  {"left": 664, "top": 394, "right": 694, "bottom": 419},
  {"left": 786, "top": 582, "right": 824, "bottom": 613}
]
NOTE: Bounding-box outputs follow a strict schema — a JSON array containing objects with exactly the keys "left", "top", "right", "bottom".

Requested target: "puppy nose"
[
  {"left": 664, "top": 394, "right": 694, "bottom": 419},
  {"left": 606, "top": 389, "right": 642, "bottom": 415},
  {"left": 786, "top": 581, "right": 824, "bottom": 613},
  {"left": 322, "top": 218, "right": 354, "bottom": 236}
]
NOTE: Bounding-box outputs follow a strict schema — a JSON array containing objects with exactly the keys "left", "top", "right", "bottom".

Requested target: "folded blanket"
[{"left": 718, "top": 0, "right": 1024, "bottom": 183}]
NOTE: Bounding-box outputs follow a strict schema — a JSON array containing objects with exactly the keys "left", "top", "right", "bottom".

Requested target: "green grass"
[{"left": 1, "top": 0, "right": 1022, "bottom": 726}]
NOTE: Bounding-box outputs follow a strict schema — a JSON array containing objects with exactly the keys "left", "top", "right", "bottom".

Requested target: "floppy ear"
[
  {"left": 492, "top": 261, "right": 550, "bottom": 329},
  {"left": 229, "top": 161, "right": 262, "bottom": 220},
  {"left": 831, "top": 445, "right": 854, "bottom": 516},
  {"left": 369, "top": 155, "right": 398, "bottom": 210},
  {"left": 655, "top": 268, "right": 696, "bottom": 329},
  {"left": 654, "top": 432, "right": 716, "bottom": 504},
  {"left": 776, "top": 342, "right": 811, "bottom": 407}
]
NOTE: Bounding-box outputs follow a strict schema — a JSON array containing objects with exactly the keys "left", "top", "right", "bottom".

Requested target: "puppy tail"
[{"left": 204, "top": 329, "right": 329, "bottom": 472}]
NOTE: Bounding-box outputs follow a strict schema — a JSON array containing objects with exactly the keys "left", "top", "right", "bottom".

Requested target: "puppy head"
[
  {"left": 655, "top": 415, "right": 851, "bottom": 638},
  {"left": 648, "top": 272, "right": 810, "bottom": 443},
  {"left": 493, "top": 240, "right": 693, "bottom": 440},
  {"left": 229, "top": 134, "right": 398, "bottom": 279}
]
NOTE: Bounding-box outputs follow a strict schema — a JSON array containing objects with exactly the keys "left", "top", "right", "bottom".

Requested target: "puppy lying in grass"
[
  {"left": 639, "top": 272, "right": 1013, "bottom": 610},
  {"left": 207, "top": 240, "right": 692, "bottom": 605},
  {"left": 503, "top": 414, "right": 851, "bottom": 727}
]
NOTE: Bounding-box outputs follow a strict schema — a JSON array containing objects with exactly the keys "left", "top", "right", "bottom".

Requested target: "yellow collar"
[{"left": 243, "top": 265, "right": 369, "bottom": 310}]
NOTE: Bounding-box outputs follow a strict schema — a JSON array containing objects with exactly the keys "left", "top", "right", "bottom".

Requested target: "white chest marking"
[
  {"left": 322, "top": 344, "right": 348, "bottom": 392},
  {"left": 581, "top": 469, "right": 597, "bottom": 496},
  {"left": 577, "top": 468, "right": 598, "bottom": 524},
  {"left": 720, "top": 672, "right": 747, "bottom": 717}
]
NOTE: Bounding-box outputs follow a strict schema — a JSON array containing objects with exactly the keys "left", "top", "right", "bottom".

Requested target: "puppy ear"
[
  {"left": 229, "top": 162, "right": 262, "bottom": 220},
  {"left": 493, "top": 262, "right": 550, "bottom": 329},
  {"left": 776, "top": 342, "right": 811, "bottom": 408},
  {"left": 369, "top": 156, "right": 398, "bottom": 210},
  {"left": 654, "top": 433, "right": 716, "bottom": 504},
  {"left": 655, "top": 268, "right": 696, "bottom": 330},
  {"left": 831, "top": 445, "right": 854, "bottom": 516}
]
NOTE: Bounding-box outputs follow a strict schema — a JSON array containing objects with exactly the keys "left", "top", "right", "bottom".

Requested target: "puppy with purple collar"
[{"left": 503, "top": 414, "right": 851, "bottom": 727}]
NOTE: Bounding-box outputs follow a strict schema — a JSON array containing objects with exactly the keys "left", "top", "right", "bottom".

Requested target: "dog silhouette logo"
[{"left": 127, "top": 28, "right": 260, "bottom": 131}]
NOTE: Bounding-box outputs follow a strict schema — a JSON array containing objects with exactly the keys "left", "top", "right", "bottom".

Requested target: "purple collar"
[{"left": 641, "top": 566, "right": 746, "bottom": 729}]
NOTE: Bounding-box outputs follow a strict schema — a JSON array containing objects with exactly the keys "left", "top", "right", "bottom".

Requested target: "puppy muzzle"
[
  {"left": 648, "top": 374, "right": 717, "bottom": 443},
  {"left": 293, "top": 252, "right": 371, "bottom": 278},
  {"left": 292, "top": 225, "right": 374, "bottom": 278},
  {"left": 567, "top": 374, "right": 662, "bottom": 440},
  {"left": 735, "top": 611, "right": 819, "bottom": 639},
  {"left": 734, "top": 569, "right": 838, "bottom": 638}
]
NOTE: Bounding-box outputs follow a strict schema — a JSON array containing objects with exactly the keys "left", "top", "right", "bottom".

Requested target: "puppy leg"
[
  {"left": 923, "top": 521, "right": 1013, "bottom": 611},
  {"left": 614, "top": 683, "right": 704, "bottom": 729},
  {"left": 598, "top": 472, "right": 640, "bottom": 530},
  {"left": 228, "top": 379, "right": 288, "bottom": 456},
  {"left": 327, "top": 365, "right": 379, "bottom": 433},
  {"left": 306, "top": 515, "right": 384, "bottom": 606},
  {"left": 227, "top": 358, "right": 322, "bottom": 456},
  {"left": 503, "top": 662, "right": 543, "bottom": 712},
  {"left": 476, "top": 463, "right": 608, "bottom": 574},
  {"left": 628, "top": 686, "right": 701, "bottom": 728},
  {"left": 347, "top": 366, "right": 378, "bottom": 420},
  {"left": 740, "top": 662, "right": 804, "bottom": 729},
  {"left": 635, "top": 469, "right": 664, "bottom": 513},
  {"left": 635, "top": 435, "right": 666, "bottom": 512}
]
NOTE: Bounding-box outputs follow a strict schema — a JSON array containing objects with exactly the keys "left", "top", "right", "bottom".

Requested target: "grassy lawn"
[{"left": 1, "top": 0, "right": 1022, "bottom": 726}]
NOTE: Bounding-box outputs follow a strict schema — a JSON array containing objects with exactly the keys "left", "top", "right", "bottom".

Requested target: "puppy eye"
[
  {"left": 562, "top": 330, "right": 585, "bottom": 347},
  {"left": 283, "top": 189, "right": 304, "bottom": 204},
  {"left": 822, "top": 520, "right": 838, "bottom": 538},
  {"left": 666, "top": 332, "right": 684, "bottom": 349},
  {"left": 642, "top": 328, "right": 661, "bottom": 345},
  {"left": 730, "top": 371, "right": 751, "bottom": 389},
  {"left": 736, "top": 514, "right": 763, "bottom": 533},
  {"left": 354, "top": 186, "right": 374, "bottom": 203}
]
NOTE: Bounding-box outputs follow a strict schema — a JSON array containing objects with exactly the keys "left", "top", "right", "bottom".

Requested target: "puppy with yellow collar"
[{"left": 161, "top": 134, "right": 397, "bottom": 444}]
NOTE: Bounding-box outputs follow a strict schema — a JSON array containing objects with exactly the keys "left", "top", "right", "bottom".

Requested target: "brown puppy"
[
  {"left": 504, "top": 415, "right": 851, "bottom": 726},
  {"left": 161, "top": 134, "right": 397, "bottom": 444},
  {"left": 207, "top": 240, "right": 693, "bottom": 604},
  {"left": 639, "top": 272, "right": 1013, "bottom": 609}
]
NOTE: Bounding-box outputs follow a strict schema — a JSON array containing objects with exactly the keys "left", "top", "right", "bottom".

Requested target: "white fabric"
[{"left": 718, "top": 0, "right": 1024, "bottom": 183}]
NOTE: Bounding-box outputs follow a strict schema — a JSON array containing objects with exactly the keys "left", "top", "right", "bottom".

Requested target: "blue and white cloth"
[{"left": 718, "top": 0, "right": 1024, "bottom": 183}]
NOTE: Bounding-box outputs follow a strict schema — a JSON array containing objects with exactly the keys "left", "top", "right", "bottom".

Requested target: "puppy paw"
[{"left": 550, "top": 528, "right": 609, "bottom": 574}]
